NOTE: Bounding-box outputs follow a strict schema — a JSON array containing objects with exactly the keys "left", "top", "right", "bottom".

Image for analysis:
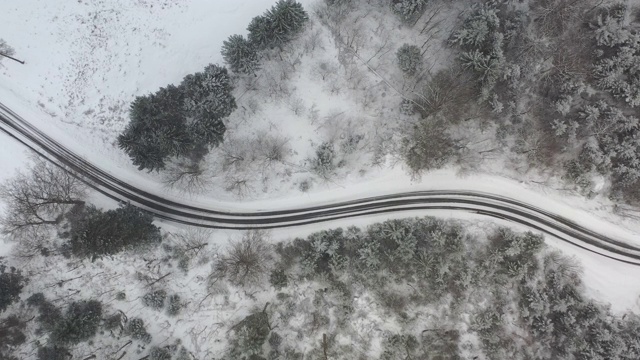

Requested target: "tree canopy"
[{"left": 118, "top": 65, "right": 236, "bottom": 171}]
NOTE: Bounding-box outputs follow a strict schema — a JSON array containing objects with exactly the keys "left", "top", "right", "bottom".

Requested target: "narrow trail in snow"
[{"left": 1, "top": 102, "right": 640, "bottom": 265}]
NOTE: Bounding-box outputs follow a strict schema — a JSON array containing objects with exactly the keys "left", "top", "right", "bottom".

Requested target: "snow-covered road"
[{"left": 2, "top": 101, "right": 640, "bottom": 266}]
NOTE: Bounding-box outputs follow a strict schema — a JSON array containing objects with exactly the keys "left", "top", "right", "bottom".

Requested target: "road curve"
[{"left": 1, "top": 102, "right": 640, "bottom": 265}]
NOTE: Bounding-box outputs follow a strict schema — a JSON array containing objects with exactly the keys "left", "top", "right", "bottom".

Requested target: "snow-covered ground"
[{"left": 1, "top": 0, "right": 640, "bottom": 317}]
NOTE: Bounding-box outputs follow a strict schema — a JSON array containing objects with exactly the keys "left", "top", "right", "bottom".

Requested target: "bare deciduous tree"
[
  {"left": 0, "top": 158, "right": 86, "bottom": 237},
  {"left": 210, "top": 230, "right": 272, "bottom": 287}
]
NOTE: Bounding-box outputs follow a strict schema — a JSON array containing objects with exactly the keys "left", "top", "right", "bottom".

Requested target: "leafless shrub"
[
  {"left": 313, "top": 61, "right": 339, "bottom": 81},
  {"left": 304, "top": 29, "right": 324, "bottom": 54},
  {"left": 255, "top": 132, "right": 291, "bottom": 164},
  {"left": 245, "top": 97, "right": 261, "bottom": 115},
  {"left": 224, "top": 174, "right": 253, "bottom": 199},
  {"left": 0, "top": 157, "right": 86, "bottom": 238},
  {"left": 222, "top": 133, "right": 290, "bottom": 173},
  {"left": 282, "top": 49, "right": 304, "bottom": 72},
  {"left": 287, "top": 96, "right": 306, "bottom": 116},
  {"left": 261, "top": 62, "right": 292, "bottom": 100},
  {"left": 211, "top": 230, "right": 272, "bottom": 287},
  {"left": 163, "top": 161, "right": 212, "bottom": 195},
  {"left": 170, "top": 227, "right": 212, "bottom": 270},
  {"left": 308, "top": 103, "right": 320, "bottom": 124}
]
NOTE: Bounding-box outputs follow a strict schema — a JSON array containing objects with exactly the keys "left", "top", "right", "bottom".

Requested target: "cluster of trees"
[
  {"left": 64, "top": 203, "right": 161, "bottom": 260},
  {"left": 119, "top": 0, "right": 310, "bottom": 181},
  {"left": 222, "top": 216, "right": 640, "bottom": 359},
  {"left": 396, "top": 0, "right": 640, "bottom": 204},
  {"left": 25, "top": 293, "right": 102, "bottom": 359},
  {"left": 221, "top": 0, "right": 309, "bottom": 75},
  {"left": 118, "top": 64, "right": 237, "bottom": 171},
  {"left": 0, "top": 157, "right": 162, "bottom": 260},
  {"left": 0, "top": 158, "right": 86, "bottom": 241}
]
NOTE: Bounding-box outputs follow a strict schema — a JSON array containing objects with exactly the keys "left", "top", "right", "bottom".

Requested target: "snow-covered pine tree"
[
  {"left": 221, "top": 34, "right": 260, "bottom": 75},
  {"left": 0, "top": 267, "right": 24, "bottom": 313},
  {"left": 396, "top": 43, "right": 422, "bottom": 76},
  {"left": 68, "top": 204, "right": 161, "bottom": 258},
  {"left": 117, "top": 84, "right": 189, "bottom": 171},
  {"left": 265, "top": 0, "right": 309, "bottom": 48},
  {"left": 50, "top": 300, "right": 103, "bottom": 344},
  {"left": 181, "top": 64, "right": 236, "bottom": 149},
  {"left": 248, "top": 0, "right": 309, "bottom": 50},
  {"left": 451, "top": 4, "right": 500, "bottom": 49},
  {"left": 247, "top": 15, "right": 272, "bottom": 50}
]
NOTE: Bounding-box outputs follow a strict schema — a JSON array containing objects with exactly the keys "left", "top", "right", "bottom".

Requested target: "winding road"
[{"left": 2, "top": 102, "right": 640, "bottom": 265}]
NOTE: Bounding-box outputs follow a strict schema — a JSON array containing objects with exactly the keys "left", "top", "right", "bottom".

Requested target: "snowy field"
[{"left": 1, "top": 0, "right": 640, "bottom": 328}]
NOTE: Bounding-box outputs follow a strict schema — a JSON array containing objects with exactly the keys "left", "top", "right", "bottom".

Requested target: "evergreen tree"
[
  {"left": 118, "top": 64, "right": 236, "bottom": 171},
  {"left": 265, "top": 0, "right": 309, "bottom": 47},
  {"left": 396, "top": 44, "right": 422, "bottom": 76},
  {"left": 67, "top": 203, "right": 161, "bottom": 258},
  {"left": 247, "top": 15, "right": 272, "bottom": 50},
  {"left": 181, "top": 64, "right": 236, "bottom": 149},
  {"left": 0, "top": 267, "right": 24, "bottom": 313},
  {"left": 221, "top": 34, "right": 260, "bottom": 75},
  {"left": 51, "top": 300, "right": 102, "bottom": 344},
  {"left": 118, "top": 85, "right": 189, "bottom": 171},
  {"left": 247, "top": 0, "right": 309, "bottom": 50}
]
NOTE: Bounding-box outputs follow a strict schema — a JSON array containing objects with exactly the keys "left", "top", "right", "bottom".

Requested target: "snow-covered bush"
[
  {"left": 149, "top": 346, "right": 172, "bottom": 360},
  {"left": 142, "top": 290, "right": 167, "bottom": 310},
  {"left": 391, "top": 0, "right": 428, "bottom": 22},
  {"left": 166, "top": 294, "right": 182, "bottom": 316},
  {"left": 396, "top": 44, "right": 422, "bottom": 76},
  {"left": 400, "top": 98, "right": 415, "bottom": 115},
  {"left": 269, "top": 269, "right": 288, "bottom": 290},
  {"left": 125, "top": 318, "right": 152, "bottom": 343},
  {"left": 312, "top": 142, "right": 336, "bottom": 178}
]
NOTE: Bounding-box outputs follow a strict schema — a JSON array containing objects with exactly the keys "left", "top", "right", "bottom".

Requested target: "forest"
[
  {"left": 2, "top": 0, "right": 640, "bottom": 358},
  {"left": 110, "top": 0, "right": 640, "bottom": 207}
]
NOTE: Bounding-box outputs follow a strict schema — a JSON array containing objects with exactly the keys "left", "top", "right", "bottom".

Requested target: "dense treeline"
[
  {"left": 214, "top": 217, "right": 640, "bottom": 359},
  {"left": 399, "top": 0, "right": 640, "bottom": 204}
]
